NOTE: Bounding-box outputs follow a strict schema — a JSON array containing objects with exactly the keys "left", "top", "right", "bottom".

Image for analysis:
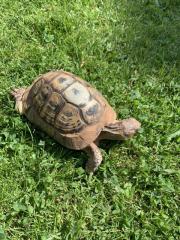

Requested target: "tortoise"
[{"left": 11, "top": 70, "right": 141, "bottom": 173}]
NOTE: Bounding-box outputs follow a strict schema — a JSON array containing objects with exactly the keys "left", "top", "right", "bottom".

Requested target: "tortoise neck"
[
  {"left": 99, "top": 118, "right": 141, "bottom": 141},
  {"left": 100, "top": 121, "right": 126, "bottom": 140}
]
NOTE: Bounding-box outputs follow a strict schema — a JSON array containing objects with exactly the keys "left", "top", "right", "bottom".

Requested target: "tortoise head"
[{"left": 103, "top": 118, "right": 141, "bottom": 140}]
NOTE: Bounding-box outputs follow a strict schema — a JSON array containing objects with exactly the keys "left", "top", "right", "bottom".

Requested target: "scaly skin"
[
  {"left": 85, "top": 142, "right": 103, "bottom": 173},
  {"left": 100, "top": 118, "right": 141, "bottom": 141},
  {"left": 11, "top": 88, "right": 26, "bottom": 114}
]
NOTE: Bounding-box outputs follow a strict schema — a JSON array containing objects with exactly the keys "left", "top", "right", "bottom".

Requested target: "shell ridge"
[{"left": 44, "top": 72, "right": 61, "bottom": 84}]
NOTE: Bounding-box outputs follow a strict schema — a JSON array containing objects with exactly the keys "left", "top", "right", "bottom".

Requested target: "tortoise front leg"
[{"left": 84, "top": 142, "right": 102, "bottom": 173}]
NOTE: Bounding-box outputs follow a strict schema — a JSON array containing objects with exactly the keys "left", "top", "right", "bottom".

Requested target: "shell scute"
[
  {"left": 31, "top": 78, "right": 43, "bottom": 96},
  {"left": 33, "top": 84, "right": 52, "bottom": 111},
  {"left": 63, "top": 82, "right": 91, "bottom": 107},
  {"left": 81, "top": 99, "right": 103, "bottom": 124},
  {"left": 50, "top": 75, "right": 75, "bottom": 92},
  {"left": 55, "top": 103, "right": 85, "bottom": 132},
  {"left": 40, "top": 92, "right": 65, "bottom": 125}
]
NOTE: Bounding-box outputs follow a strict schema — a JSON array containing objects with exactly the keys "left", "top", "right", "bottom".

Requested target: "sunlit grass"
[{"left": 0, "top": 0, "right": 179, "bottom": 239}]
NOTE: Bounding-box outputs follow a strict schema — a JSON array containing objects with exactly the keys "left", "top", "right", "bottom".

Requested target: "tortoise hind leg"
[
  {"left": 84, "top": 142, "right": 102, "bottom": 173},
  {"left": 11, "top": 88, "right": 26, "bottom": 114}
]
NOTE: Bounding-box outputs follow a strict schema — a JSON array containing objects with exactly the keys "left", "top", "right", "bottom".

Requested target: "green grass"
[{"left": 0, "top": 0, "right": 179, "bottom": 239}]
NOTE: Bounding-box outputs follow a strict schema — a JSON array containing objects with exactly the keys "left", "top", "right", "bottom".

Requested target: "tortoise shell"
[{"left": 22, "top": 70, "right": 116, "bottom": 149}]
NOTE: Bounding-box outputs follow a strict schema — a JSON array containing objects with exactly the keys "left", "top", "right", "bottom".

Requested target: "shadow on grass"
[{"left": 114, "top": 0, "right": 180, "bottom": 71}]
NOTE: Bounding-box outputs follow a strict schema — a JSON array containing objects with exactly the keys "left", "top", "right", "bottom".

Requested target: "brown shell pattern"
[
  {"left": 55, "top": 103, "right": 84, "bottom": 132},
  {"left": 29, "top": 72, "right": 104, "bottom": 133},
  {"left": 33, "top": 83, "right": 52, "bottom": 111},
  {"left": 40, "top": 92, "right": 65, "bottom": 125}
]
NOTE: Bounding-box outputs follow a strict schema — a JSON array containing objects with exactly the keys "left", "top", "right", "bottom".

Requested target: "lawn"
[{"left": 0, "top": 0, "right": 179, "bottom": 239}]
